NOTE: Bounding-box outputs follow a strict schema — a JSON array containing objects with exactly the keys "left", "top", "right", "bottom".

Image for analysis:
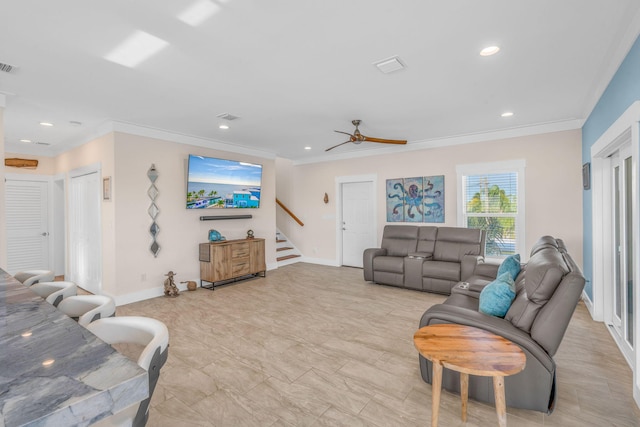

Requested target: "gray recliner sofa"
[
  {"left": 418, "top": 236, "right": 586, "bottom": 413},
  {"left": 363, "top": 225, "right": 486, "bottom": 294}
]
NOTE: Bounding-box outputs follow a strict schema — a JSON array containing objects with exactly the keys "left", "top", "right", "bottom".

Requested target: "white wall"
[
  {"left": 281, "top": 129, "right": 584, "bottom": 266},
  {"left": 275, "top": 157, "right": 295, "bottom": 237},
  {"left": 38, "top": 131, "right": 276, "bottom": 303},
  {"left": 55, "top": 133, "right": 116, "bottom": 292},
  {"left": 110, "top": 132, "right": 276, "bottom": 303}
]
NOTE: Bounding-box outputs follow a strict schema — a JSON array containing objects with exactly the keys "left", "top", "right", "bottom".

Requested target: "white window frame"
[{"left": 456, "top": 159, "right": 526, "bottom": 259}]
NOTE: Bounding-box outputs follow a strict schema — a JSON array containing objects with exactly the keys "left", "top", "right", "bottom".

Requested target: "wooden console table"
[
  {"left": 413, "top": 324, "right": 526, "bottom": 427},
  {"left": 199, "top": 238, "right": 266, "bottom": 289}
]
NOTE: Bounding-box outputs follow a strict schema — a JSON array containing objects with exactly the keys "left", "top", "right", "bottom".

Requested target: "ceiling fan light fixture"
[{"left": 373, "top": 56, "right": 406, "bottom": 74}]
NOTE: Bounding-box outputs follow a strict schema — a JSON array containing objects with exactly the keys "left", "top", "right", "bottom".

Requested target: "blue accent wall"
[{"left": 582, "top": 34, "right": 640, "bottom": 299}]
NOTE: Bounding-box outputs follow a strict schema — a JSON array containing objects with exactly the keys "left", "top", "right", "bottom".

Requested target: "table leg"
[
  {"left": 431, "top": 362, "right": 443, "bottom": 427},
  {"left": 460, "top": 372, "right": 468, "bottom": 422},
  {"left": 493, "top": 375, "right": 507, "bottom": 427}
]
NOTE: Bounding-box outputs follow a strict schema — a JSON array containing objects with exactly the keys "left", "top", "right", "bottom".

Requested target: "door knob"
[{"left": 41, "top": 232, "right": 49, "bottom": 236}]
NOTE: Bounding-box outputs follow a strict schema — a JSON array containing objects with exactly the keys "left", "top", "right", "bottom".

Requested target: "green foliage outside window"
[{"left": 466, "top": 181, "right": 517, "bottom": 256}]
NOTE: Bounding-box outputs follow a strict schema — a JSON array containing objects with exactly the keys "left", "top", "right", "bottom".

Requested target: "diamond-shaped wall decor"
[
  {"left": 148, "top": 164, "right": 160, "bottom": 257},
  {"left": 148, "top": 184, "right": 159, "bottom": 200},
  {"left": 148, "top": 203, "right": 159, "bottom": 219}
]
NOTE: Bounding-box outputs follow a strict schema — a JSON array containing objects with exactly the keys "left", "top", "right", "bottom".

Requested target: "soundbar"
[{"left": 200, "top": 215, "right": 252, "bottom": 221}]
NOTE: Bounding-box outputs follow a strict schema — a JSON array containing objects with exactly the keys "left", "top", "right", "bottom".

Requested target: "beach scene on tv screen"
[{"left": 187, "top": 156, "right": 262, "bottom": 209}]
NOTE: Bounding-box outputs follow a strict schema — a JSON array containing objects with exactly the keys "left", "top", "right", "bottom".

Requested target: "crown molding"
[{"left": 293, "top": 118, "right": 584, "bottom": 165}]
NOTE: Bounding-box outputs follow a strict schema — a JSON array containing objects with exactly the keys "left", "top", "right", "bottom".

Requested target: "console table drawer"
[
  {"left": 232, "top": 243, "right": 250, "bottom": 258},
  {"left": 231, "top": 260, "right": 250, "bottom": 276}
]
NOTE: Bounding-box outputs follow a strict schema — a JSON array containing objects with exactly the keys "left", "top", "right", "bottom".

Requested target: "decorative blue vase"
[{"left": 208, "top": 229, "right": 225, "bottom": 242}]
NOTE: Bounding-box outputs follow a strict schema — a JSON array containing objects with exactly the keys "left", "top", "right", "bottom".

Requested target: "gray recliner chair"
[{"left": 418, "top": 236, "right": 586, "bottom": 413}]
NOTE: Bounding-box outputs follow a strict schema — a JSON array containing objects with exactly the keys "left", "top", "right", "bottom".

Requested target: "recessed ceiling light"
[
  {"left": 219, "top": 124, "right": 229, "bottom": 130},
  {"left": 19, "top": 139, "right": 31, "bottom": 143},
  {"left": 501, "top": 112, "right": 514, "bottom": 117},
  {"left": 39, "top": 122, "right": 53, "bottom": 127},
  {"left": 480, "top": 46, "right": 500, "bottom": 56},
  {"left": 304, "top": 146, "right": 311, "bottom": 150},
  {"left": 21, "top": 330, "right": 32, "bottom": 337}
]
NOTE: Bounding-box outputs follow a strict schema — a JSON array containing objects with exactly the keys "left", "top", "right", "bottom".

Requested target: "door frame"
[
  {"left": 52, "top": 174, "right": 67, "bottom": 277},
  {"left": 590, "top": 100, "right": 640, "bottom": 407},
  {"left": 335, "top": 174, "right": 377, "bottom": 267},
  {"left": 610, "top": 144, "right": 634, "bottom": 362},
  {"left": 5, "top": 173, "right": 55, "bottom": 273}
]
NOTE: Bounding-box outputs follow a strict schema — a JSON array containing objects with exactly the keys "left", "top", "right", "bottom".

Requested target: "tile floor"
[{"left": 115, "top": 263, "right": 640, "bottom": 426}]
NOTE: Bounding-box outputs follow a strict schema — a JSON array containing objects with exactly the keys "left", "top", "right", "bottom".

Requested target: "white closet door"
[
  {"left": 69, "top": 171, "right": 101, "bottom": 294},
  {"left": 5, "top": 180, "right": 49, "bottom": 274}
]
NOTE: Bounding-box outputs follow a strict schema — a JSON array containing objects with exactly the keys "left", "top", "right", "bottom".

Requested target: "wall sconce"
[{"left": 323, "top": 193, "right": 329, "bottom": 204}]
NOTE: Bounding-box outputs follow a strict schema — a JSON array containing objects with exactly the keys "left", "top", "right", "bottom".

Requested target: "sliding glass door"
[{"left": 611, "top": 145, "right": 634, "bottom": 361}]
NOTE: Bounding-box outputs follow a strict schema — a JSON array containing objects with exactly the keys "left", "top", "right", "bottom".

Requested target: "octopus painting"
[
  {"left": 386, "top": 175, "right": 444, "bottom": 223},
  {"left": 387, "top": 177, "right": 424, "bottom": 222}
]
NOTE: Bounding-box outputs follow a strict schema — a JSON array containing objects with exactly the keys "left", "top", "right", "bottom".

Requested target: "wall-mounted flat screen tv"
[{"left": 186, "top": 155, "right": 263, "bottom": 209}]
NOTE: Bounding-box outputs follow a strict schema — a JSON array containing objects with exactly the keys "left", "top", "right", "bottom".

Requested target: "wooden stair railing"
[{"left": 276, "top": 198, "right": 304, "bottom": 226}]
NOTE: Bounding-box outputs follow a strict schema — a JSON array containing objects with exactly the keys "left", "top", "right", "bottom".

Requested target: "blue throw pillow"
[
  {"left": 497, "top": 254, "right": 521, "bottom": 281},
  {"left": 479, "top": 272, "right": 516, "bottom": 318}
]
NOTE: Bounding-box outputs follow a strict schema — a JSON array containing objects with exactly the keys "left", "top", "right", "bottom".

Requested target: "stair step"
[
  {"left": 276, "top": 239, "right": 287, "bottom": 243},
  {"left": 277, "top": 254, "right": 301, "bottom": 262},
  {"left": 276, "top": 246, "right": 294, "bottom": 252}
]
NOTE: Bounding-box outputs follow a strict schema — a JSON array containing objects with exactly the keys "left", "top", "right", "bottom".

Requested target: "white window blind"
[{"left": 457, "top": 161, "right": 525, "bottom": 258}]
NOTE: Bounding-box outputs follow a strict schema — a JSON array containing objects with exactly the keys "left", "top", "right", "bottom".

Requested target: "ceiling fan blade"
[
  {"left": 334, "top": 130, "right": 354, "bottom": 137},
  {"left": 325, "top": 140, "right": 352, "bottom": 152},
  {"left": 362, "top": 135, "right": 407, "bottom": 145}
]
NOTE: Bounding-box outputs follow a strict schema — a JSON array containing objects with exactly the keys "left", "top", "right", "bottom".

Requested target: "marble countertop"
[{"left": 0, "top": 269, "right": 148, "bottom": 427}]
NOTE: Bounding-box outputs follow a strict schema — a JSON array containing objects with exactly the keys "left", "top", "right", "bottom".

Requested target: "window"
[{"left": 457, "top": 160, "right": 525, "bottom": 258}]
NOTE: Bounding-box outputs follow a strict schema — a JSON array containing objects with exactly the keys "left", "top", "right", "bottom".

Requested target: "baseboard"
[
  {"left": 300, "top": 256, "right": 341, "bottom": 267},
  {"left": 581, "top": 290, "right": 595, "bottom": 319},
  {"left": 114, "top": 282, "right": 190, "bottom": 306}
]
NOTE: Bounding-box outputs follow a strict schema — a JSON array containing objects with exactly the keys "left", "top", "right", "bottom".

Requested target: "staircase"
[{"left": 276, "top": 229, "right": 302, "bottom": 267}]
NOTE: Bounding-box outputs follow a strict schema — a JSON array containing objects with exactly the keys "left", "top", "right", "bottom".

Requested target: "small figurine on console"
[{"left": 164, "top": 271, "right": 180, "bottom": 297}]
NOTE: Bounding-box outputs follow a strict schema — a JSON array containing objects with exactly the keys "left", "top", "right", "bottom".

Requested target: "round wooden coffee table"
[{"left": 414, "top": 324, "right": 526, "bottom": 427}]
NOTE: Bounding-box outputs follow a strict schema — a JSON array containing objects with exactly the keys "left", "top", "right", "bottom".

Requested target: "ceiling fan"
[{"left": 326, "top": 119, "right": 408, "bottom": 152}]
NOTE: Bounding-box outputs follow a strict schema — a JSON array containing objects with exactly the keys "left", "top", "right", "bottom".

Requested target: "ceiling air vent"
[
  {"left": 0, "top": 62, "right": 15, "bottom": 73},
  {"left": 216, "top": 112, "right": 240, "bottom": 121},
  {"left": 373, "top": 56, "right": 406, "bottom": 74},
  {"left": 35, "top": 142, "right": 51, "bottom": 146}
]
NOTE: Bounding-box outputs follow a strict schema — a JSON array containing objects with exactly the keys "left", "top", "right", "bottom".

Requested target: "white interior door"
[
  {"left": 69, "top": 170, "right": 101, "bottom": 294},
  {"left": 341, "top": 181, "right": 375, "bottom": 268},
  {"left": 5, "top": 179, "right": 50, "bottom": 274}
]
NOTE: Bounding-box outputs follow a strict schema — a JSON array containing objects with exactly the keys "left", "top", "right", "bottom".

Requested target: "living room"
[{"left": 2, "top": 2, "right": 640, "bottom": 426}]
